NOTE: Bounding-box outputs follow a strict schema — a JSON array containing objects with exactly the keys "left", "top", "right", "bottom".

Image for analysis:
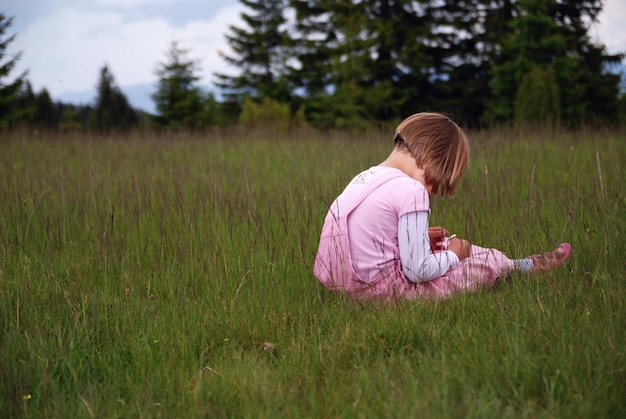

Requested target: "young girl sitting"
[{"left": 314, "top": 112, "right": 572, "bottom": 300}]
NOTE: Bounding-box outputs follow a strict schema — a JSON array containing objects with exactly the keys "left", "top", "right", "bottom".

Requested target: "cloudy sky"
[{"left": 6, "top": 0, "right": 626, "bottom": 113}]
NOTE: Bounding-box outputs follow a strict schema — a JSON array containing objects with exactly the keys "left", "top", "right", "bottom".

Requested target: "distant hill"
[{"left": 121, "top": 84, "right": 156, "bottom": 114}]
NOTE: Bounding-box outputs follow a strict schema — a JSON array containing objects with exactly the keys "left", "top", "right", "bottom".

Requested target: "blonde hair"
[{"left": 394, "top": 112, "right": 469, "bottom": 196}]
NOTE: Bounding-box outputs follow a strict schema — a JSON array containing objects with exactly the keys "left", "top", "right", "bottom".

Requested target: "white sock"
[{"left": 513, "top": 258, "right": 534, "bottom": 273}]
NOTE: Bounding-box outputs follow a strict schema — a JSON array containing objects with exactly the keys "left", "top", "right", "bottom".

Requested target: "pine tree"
[
  {"left": 215, "top": 0, "right": 621, "bottom": 128},
  {"left": 215, "top": 0, "right": 293, "bottom": 104},
  {"left": 152, "top": 40, "right": 205, "bottom": 129},
  {"left": 410, "top": 0, "right": 501, "bottom": 127},
  {"left": 290, "top": 0, "right": 440, "bottom": 126},
  {"left": 0, "top": 13, "right": 27, "bottom": 128},
  {"left": 13, "top": 80, "right": 35, "bottom": 125},
  {"left": 33, "top": 88, "right": 59, "bottom": 130},
  {"left": 59, "top": 104, "right": 82, "bottom": 132},
  {"left": 94, "top": 65, "right": 138, "bottom": 133},
  {"left": 485, "top": 0, "right": 623, "bottom": 126},
  {"left": 13, "top": 81, "right": 60, "bottom": 130},
  {"left": 514, "top": 65, "right": 560, "bottom": 126},
  {"left": 289, "top": 0, "right": 513, "bottom": 126},
  {"left": 289, "top": 0, "right": 369, "bottom": 127}
]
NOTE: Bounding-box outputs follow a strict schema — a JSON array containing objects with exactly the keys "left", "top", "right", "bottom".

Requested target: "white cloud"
[
  {"left": 591, "top": 0, "right": 626, "bottom": 55},
  {"left": 90, "top": 0, "right": 173, "bottom": 8},
  {"left": 12, "top": 3, "right": 244, "bottom": 98},
  {"left": 172, "top": 6, "right": 245, "bottom": 81}
]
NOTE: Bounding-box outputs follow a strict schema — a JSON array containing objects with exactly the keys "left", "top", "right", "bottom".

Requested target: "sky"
[{"left": 6, "top": 0, "right": 626, "bottom": 113}]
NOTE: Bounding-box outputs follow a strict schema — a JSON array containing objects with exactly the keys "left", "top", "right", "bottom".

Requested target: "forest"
[{"left": 1, "top": 0, "right": 625, "bottom": 132}]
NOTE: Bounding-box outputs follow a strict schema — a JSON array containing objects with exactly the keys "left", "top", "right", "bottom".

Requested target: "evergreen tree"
[
  {"left": 290, "top": 0, "right": 369, "bottom": 127},
  {"left": 331, "top": 0, "right": 414, "bottom": 122},
  {"left": 289, "top": 0, "right": 338, "bottom": 102},
  {"left": 290, "top": 0, "right": 497, "bottom": 125},
  {"left": 33, "top": 88, "right": 59, "bottom": 130},
  {"left": 59, "top": 104, "right": 82, "bottom": 132},
  {"left": 514, "top": 65, "right": 560, "bottom": 126},
  {"left": 485, "top": 0, "right": 623, "bottom": 125},
  {"left": 215, "top": 0, "right": 621, "bottom": 128},
  {"left": 13, "top": 81, "right": 60, "bottom": 130},
  {"left": 13, "top": 80, "right": 35, "bottom": 125},
  {"left": 0, "top": 13, "right": 27, "bottom": 128},
  {"left": 413, "top": 0, "right": 503, "bottom": 127},
  {"left": 93, "top": 65, "right": 138, "bottom": 133},
  {"left": 215, "top": 0, "right": 292, "bottom": 104},
  {"left": 152, "top": 40, "right": 205, "bottom": 129},
  {"left": 200, "top": 91, "right": 236, "bottom": 127},
  {"left": 239, "top": 95, "right": 292, "bottom": 130},
  {"left": 290, "top": 0, "right": 441, "bottom": 126}
]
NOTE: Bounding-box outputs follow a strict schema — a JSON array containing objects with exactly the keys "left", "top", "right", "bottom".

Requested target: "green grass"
[{"left": 1, "top": 126, "right": 624, "bottom": 418}]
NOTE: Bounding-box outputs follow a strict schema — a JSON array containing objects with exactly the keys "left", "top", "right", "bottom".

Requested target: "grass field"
[{"left": 1, "top": 126, "right": 624, "bottom": 418}]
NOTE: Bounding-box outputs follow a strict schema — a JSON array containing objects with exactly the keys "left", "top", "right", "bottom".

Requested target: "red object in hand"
[{"left": 428, "top": 227, "right": 449, "bottom": 251}]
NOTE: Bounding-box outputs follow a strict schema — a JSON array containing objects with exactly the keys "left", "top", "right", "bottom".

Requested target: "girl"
[{"left": 314, "top": 112, "right": 571, "bottom": 300}]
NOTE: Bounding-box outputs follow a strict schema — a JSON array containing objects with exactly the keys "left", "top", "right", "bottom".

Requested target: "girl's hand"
[
  {"left": 428, "top": 227, "right": 449, "bottom": 251},
  {"left": 448, "top": 237, "right": 471, "bottom": 260}
]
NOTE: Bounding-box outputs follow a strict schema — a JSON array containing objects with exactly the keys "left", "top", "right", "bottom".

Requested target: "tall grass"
[{"left": 1, "top": 126, "right": 624, "bottom": 418}]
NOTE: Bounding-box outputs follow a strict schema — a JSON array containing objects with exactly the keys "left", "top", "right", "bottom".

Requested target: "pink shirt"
[{"left": 329, "top": 166, "right": 431, "bottom": 281}]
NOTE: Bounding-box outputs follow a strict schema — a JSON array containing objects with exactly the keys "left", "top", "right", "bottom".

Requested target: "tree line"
[{"left": 1, "top": 1, "right": 625, "bottom": 133}]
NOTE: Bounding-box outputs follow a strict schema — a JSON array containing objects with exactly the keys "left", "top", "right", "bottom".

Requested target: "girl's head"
[{"left": 394, "top": 112, "right": 469, "bottom": 196}]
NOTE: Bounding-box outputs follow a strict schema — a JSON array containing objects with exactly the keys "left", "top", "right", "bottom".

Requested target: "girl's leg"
[
  {"left": 417, "top": 243, "right": 572, "bottom": 299},
  {"left": 417, "top": 245, "right": 514, "bottom": 298}
]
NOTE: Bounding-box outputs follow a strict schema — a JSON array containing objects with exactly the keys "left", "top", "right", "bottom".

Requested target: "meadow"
[{"left": 0, "top": 125, "right": 624, "bottom": 418}]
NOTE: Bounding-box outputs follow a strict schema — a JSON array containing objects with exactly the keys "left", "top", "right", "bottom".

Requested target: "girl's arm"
[{"left": 398, "top": 211, "right": 459, "bottom": 282}]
